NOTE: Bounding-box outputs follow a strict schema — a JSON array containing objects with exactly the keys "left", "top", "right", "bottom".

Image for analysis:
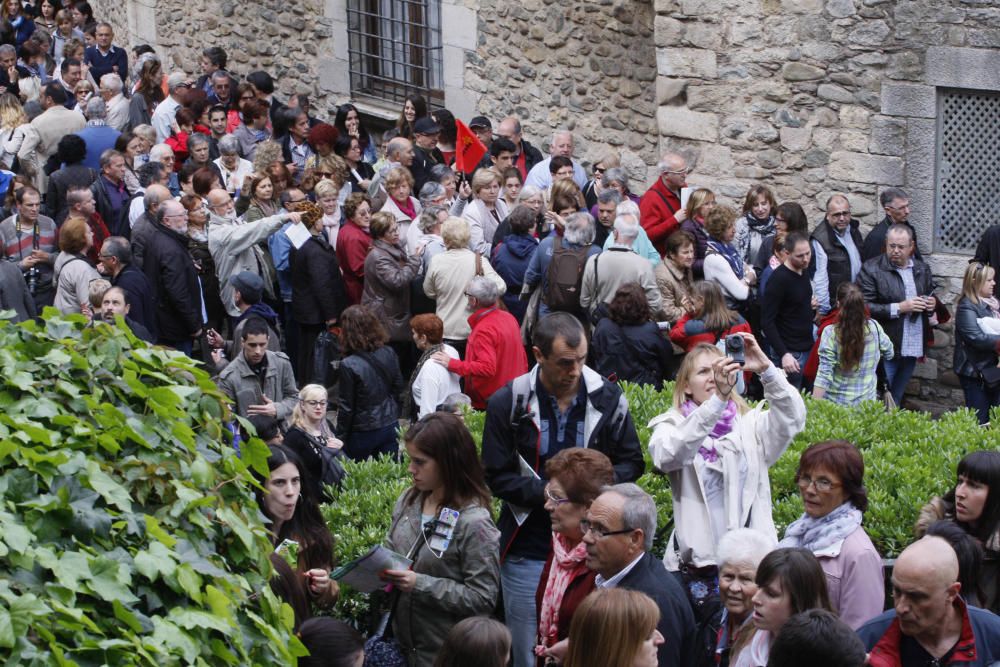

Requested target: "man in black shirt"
[{"left": 761, "top": 231, "right": 815, "bottom": 389}]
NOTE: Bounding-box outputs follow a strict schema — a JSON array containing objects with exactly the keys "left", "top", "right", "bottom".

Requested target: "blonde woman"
[
  {"left": 648, "top": 335, "right": 805, "bottom": 573},
  {"left": 282, "top": 384, "right": 344, "bottom": 502},
  {"left": 954, "top": 261, "right": 1000, "bottom": 424},
  {"left": 582, "top": 149, "right": 620, "bottom": 209},
  {"left": 0, "top": 92, "right": 29, "bottom": 170},
  {"left": 463, "top": 168, "right": 509, "bottom": 255},
  {"left": 564, "top": 588, "right": 663, "bottom": 667},
  {"left": 380, "top": 166, "right": 421, "bottom": 241},
  {"left": 313, "top": 179, "right": 342, "bottom": 248},
  {"left": 680, "top": 187, "right": 716, "bottom": 280}
]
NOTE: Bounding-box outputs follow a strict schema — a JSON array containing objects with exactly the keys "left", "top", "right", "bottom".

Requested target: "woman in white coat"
[
  {"left": 463, "top": 168, "right": 509, "bottom": 256},
  {"left": 647, "top": 333, "right": 806, "bottom": 575}
]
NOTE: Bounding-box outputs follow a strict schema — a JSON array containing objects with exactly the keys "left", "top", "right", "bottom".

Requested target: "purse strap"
[{"left": 475, "top": 250, "right": 483, "bottom": 276}]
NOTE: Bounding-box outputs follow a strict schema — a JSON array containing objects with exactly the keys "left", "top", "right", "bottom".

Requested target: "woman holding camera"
[{"left": 648, "top": 334, "right": 806, "bottom": 578}]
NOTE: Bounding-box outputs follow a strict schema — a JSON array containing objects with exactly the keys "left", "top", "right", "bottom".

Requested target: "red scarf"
[{"left": 536, "top": 533, "right": 588, "bottom": 653}]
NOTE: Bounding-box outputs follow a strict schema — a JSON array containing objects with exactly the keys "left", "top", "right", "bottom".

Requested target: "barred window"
[
  {"left": 936, "top": 88, "right": 1000, "bottom": 253},
  {"left": 347, "top": 0, "right": 443, "bottom": 107}
]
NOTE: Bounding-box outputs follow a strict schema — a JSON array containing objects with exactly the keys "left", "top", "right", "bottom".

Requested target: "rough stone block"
[
  {"left": 656, "top": 77, "right": 687, "bottom": 104},
  {"left": 317, "top": 58, "right": 349, "bottom": 96},
  {"left": 826, "top": 0, "right": 855, "bottom": 18},
  {"left": 780, "top": 126, "right": 812, "bottom": 151},
  {"left": 656, "top": 106, "right": 719, "bottom": 141},
  {"left": 905, "top": 118, "right": 936, "bottom": 191},
  {"left": 849, "top": 20, "right": 890, "bottom": 46},
  {"left": 839, "top": 105, "right": 871, "bottom": 129},
  {"left": 656, "top": 47, "right": 718, "bottom": 79},
  {"left": 868, "top": 116, "right": 906, "bottom": 156},
  {"left": 654, "top": 15, "right": 684, "bottom": 47},
  {"left": 880, "top": 83, "right": 936, "bottom": 118},
  {"left": 442, "top": 45, "right": 465, "bottom": 88},
  {"left": 906, "top": 187, "right": 935, "bottom": 255},
  {"left": 781, "top": 62, "right": 825, "bottom": 81},
  {"left": 817, "top": 83, "right": 855, "bottom": 103},
  {"left": 828, "top": 151, "right": 904, "bottom": 184},
  {"left": 925, "top": 46, "right": 1000, "bottom": 91}
]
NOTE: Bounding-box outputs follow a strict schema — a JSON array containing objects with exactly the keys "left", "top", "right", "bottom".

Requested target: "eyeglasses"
[
  {"left": 592, "top": 166, "right": 605, "bottom": 175},
  {"left": 664, "top": 167, "right": 690, "bottom": 175},
  {"left": 579, "top": 519, "right": 634, "bottom": 539},
  {"left": 286, "top": 198, "right": 308, "bottom": 205},
  {"left": 300, "top": 399, "right": 326, "bottom": 408},
  {"left": 544, "top": 487, "right": 571, "bottom": 506},
  {"left": 97, "top": 254, "right": 113, "bottom": 261},
  {"left": 315, "top": 171, "right": 332, "bottom": 178},
  {"left": 829, "top": 211, "right": 851, "bottom": 219},
  {"left": 796, "top": 475, "right": 841, "bottom": 492},
  {"left": 240, "top": 94, "right": 255, "bottom": 101}
]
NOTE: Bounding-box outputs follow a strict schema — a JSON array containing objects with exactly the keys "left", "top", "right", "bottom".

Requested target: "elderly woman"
[
  {"left": 53, "top": 216, "right": 99, "bottom": 314},
  {"left": 587, "top": 166, "right": 639, "bottom": 221},
  {"left": 534, "top": 448, "right": 616, "bottom": 662},
  {"left": 713, "top": 529, "right": 776, "bottom": 667},
  {"left": 335, "top": 192, "right": 373, "bottom": 305},
  {"left": 213, "top": 134, "right": 254, "bottom": 196},
  {"left": 655, "top": 230, "right": 696, "bottom": 325},
  {"left": 312, "top": 179, "right": 342, "bottom": 248},
  {"left": 648, "top": 334, "right": 806, "bottom": 574},
  {"left": 523, "top": 212, "right": 600, "bottom": 321},
  {"left": 413, "top": 203, "right": 448, "bottom": 274},
  {"left": 592, "top": 282, "right": 674, "bottom": 389},
  {"left": 778, "top": 440, "right": 883, "bottom": 630},
  {"left": 491, "top": 204, "right": 539, "bottom": 322},
  {"left": 379, "top": 165, "right": 421, "bottom": 242},
  {"left": 180, "top": 193, "right": 224, "bottom": 333},
  {"left": 423, "top": 216, "right": 506, "bottom": 357},
  {"left": 429, "top": 163, "right": 471, "bottom": 218},
  {"left": 464, "top": 168, "right": 509, "bottom": 255},
  {"left": 735, "top": 185, "right": 777, "bottom": 266},
  {"left": 363, "top": 210, "right": 424, "bottom": 375},
  {"left": 703, "top": 205, "right": 756, "bottom": 312},
  {"left": 406, "top": 313, "right": 461, "bottom": 420}
]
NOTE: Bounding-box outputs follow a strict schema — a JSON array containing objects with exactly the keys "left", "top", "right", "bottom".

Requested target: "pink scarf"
[{"left": 536, "top": 532, "right": 588, "bottom": 652}]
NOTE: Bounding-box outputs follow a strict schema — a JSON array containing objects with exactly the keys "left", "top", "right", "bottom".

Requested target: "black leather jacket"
[
  {"left": 335, "top": 346, "right": 403, "bottom": 436},
  {"left": 858, "top": 254, "right": 936, "bottom": 354},
  {"left": 954, "top": 297, "right": 1000, "bottom": 378}
]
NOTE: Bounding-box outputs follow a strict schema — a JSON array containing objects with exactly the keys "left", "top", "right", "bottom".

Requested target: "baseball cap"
[
  {"left": 414, "top": 116, "right": 442, "bottom": 134},
  {"left": 229, "top": 271, "right": 264, "bottom": 304},
  {"left": 469, "top": 115, "right": 492, "bottom": 129}
]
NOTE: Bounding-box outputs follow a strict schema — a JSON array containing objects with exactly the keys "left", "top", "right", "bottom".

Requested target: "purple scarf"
[{"left": 680, "top": 399, "right": 738, "bottom": 462}]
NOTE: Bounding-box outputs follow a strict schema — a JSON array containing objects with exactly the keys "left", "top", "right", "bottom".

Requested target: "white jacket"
[
  {"left": 463, "top": 197, "right": 509, "bottom": 256},
  {"left": 647, "top": 365, "right": 806, "bottom": 570},
  {"left": 208, "top": 211, "right": 288, "bottom": 316}
]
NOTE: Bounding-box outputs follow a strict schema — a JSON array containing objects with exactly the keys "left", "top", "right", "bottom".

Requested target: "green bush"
[
  {"left": 325, "top": 381, "right": 1000, "bottom": 626},
  {"left": 0, "top": 313, "right": 303, "bottom": 665}
]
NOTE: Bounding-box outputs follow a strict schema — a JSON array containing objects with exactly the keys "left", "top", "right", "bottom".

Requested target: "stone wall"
[{"left": 465, "top": 0, "right": 660, "bottom": 184}]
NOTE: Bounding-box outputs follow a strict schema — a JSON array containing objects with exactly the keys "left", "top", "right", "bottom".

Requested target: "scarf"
[
  {"left": 779, "top": 501, "right": 862, "bottom": 556},
  {"left": 252, "top": 198, "right": 278, "bottom": 218},
  {"left": 746, "top": 212, "right": 775, "bottom": 236},
  {"left": 707, "top": 239, "right": 744, "bottom": 279},
  {"left": 393, "top": 196, "right": 417, "bottom": 221},
  {"left": 680, "top": 399, "right": 738, "bottom": 462},
  {"left": 403, "top": 343, "right": 443, "bottom": 421},
  {"left": 536, "top": 533, "right": 589, "bottom": 652}
]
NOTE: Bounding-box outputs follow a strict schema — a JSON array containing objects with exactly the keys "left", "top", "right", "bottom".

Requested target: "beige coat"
[
  {"left": 423, "top": 248, "right": 505, "bottom": 340},
  {"left": 19, "top": 106, "right": 85, "bottom": 192},
  {"left": 654, "top": 256, "right": 694, "bottom": 324}
]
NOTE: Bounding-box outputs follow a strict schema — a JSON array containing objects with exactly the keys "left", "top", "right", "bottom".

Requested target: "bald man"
[
  {"left": 639, "top": 152, "right": 689, "bottom": 256},
  {"left": 858, "top": 536, "right": 1000, "bottom": 666}
]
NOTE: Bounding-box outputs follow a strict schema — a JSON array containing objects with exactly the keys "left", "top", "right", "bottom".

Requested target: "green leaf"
[
  {"left": 0, "top": 607, "right": 14, "bottom": 648},
  {"left": 85, "top": 461, "right": 132, "bottom": 511},
  {"left": 112, "top": 599, "right": 143, "bottom": 634}
]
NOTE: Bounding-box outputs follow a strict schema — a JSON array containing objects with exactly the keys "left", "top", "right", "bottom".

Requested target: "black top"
[
  {"left": 618, "top": 552, "right": 697, "bottom": 667},
  {"left": 761, "top": 264, "right": 814, "bottom": 357}
]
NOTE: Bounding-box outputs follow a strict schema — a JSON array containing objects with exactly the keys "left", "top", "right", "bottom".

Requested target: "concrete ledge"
[
  {"left": 828, "top": 150, "right": 904, "bottom": 185},
  {"left": 880, "top": 83, "right": 936, "bottom": 118},
  {"left": 926, "top": 46, "right": 1000, "bottom": 91}
]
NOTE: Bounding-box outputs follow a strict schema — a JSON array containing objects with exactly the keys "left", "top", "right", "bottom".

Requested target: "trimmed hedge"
[{"left": 326, "top": 382, "right": 1000, "bottom": 626}]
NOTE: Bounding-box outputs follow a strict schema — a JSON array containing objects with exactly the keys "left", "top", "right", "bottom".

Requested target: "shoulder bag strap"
[
  {"left": 358, "top": 350, "right": 394, "bottom": 392},
  {"left": 475, "top": 250, "right": 483, "bottom": 276},
  {"left": 653, "top": 187, "right": 679, "bottom": 214}
]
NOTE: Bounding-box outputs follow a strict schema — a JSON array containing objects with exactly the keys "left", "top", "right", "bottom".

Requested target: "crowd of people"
[{"left": 4, "top": 5, "right": 1000, "bottom": 665}]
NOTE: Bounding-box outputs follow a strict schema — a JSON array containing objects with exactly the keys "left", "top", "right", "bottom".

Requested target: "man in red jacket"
[
  {"left": 431, "top": 275, "right": 528, "bottom": 409},
  {"left": 639, "top": 152, "right": 688, "bottom": 256}
]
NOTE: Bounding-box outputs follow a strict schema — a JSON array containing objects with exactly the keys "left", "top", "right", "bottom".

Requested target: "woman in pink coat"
[{"left": 778, "top": 440, "right": 884, "bottom": 629}]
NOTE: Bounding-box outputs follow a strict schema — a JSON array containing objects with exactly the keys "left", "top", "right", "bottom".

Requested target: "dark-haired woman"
[
  {"left": 779, "top": 440, "right": 883, "bottom": 629},
  {"left": 333, "top": 134, "right": 374, "bottom": 193},
  {"left": 731, "top": 548, "right": 832, "bottom": 667},
  {"left": 753, "top": 201, "right": 807, "bottom": 279},
  {"left": 334, "top": 103, "right": 377, "bottom": 164},
  {"left": 916, "top": 450, "right": 1000, "bottom": 613},
  {"left": 734, "top": 185, "right": 777, "bottom": 266},
  {"left": 380, "top": 412, "right": 500, "bottom": 665},
  {"left": 432, "top": 108, "right": 456, "bottom": 165},
  {"left": 811, "top": 282, "right": 894, "bottom": 406},
  {"left": 256, "top": 444, "right": 338, "bottom": 611},
  {"left": 593, "top": 282, "right": 674, "bottom": 389},
  {"left": 298, "top": 617, "right": 366, "bottom": 667},
  {"left": 128, "top": 56, "right": 164, "bottom": 130},
  {"left": 395, "top": 93, "right": 427, "bottom": 141},
  {"left": 335, "top": 304, "right": 404, "bottom": 460}
]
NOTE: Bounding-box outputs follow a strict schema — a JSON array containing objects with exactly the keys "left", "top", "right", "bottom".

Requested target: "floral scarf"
[
  {"left": 779, "top": 501, "right": 862, "bottom": 557},
  {"left": 707, "top": 239, "right": 744, "bottom": 280},
  {"left": 681, "top": 399, "right": 738, "bottom": 462},
  {"left": 536, "top": 532, "right": 589, "bottom": 653}
]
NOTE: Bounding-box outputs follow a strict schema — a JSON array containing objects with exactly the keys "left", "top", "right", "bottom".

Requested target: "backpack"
[{"left": 543, "top": 235, "right": 589, "bottom": 314}]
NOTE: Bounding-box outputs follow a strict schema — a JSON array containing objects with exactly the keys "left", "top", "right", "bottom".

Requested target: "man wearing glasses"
[
  {"left": 811, "top": 194, "right": 864, "bottom": 315},
  {"left": 151, "top": 72, "right": 192, "bottom": 143},
  {"left": 639, "top": 151, "right": 689, "bottom": 257},
  {"left": 862, "top": 187, "right": 920, "bottom": 262}
]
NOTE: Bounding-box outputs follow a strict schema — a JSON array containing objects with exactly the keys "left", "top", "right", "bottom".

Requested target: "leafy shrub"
[
  {"left": 0, "top": 314, "right": 303, "bottom": 664},
  {"left": 325, "top": 380, "right": 998, "bottom": 626}
]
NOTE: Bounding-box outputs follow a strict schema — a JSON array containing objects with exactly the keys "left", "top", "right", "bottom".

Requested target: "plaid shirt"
[{"left": 814, "top": 319, "right": 895, "bottom": 406}]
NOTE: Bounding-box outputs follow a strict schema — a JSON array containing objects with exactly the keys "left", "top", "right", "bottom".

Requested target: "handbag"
[
  {"left": 980, "top": 364, "right": 1000, "bottom": 389},
  {"left": 311, "top": 329, "right": 342, "bottom": 388}
]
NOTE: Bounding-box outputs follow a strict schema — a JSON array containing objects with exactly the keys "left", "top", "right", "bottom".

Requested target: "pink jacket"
[{"left": 817, "top": 526, "right": 885, "bottom": 629}]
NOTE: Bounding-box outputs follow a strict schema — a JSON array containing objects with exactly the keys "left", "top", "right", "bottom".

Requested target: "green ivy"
[
  {"left": 0, "top": 312, "right": 305, "bottom": 665},
  {"left": 325, "top": 380, "right": 998, "bottom": 627}
]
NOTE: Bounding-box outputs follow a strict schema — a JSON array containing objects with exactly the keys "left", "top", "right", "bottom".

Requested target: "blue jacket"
[
  {"left": 491, "top": 232, "right": 537, "bottom": 322},
  {"left": 859, "top": 600, "right": 1000, "bottom": 667}
]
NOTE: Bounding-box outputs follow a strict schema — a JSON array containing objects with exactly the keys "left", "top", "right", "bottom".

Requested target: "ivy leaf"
[
  {"left": 85, "top": 461, "right": 132, "bottom": 512},
  {"left": 87, "top": 556, "right": 138, "bottom": 604}
]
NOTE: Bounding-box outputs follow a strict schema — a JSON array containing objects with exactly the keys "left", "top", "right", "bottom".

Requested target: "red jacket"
[
  {"left": 334, "top": 220, "right": 372, "bottom": 305},
  {"left": 639, "top": 177, "right": 683, "bottom": 256},
  {"left": 534, "top": 549, "right": 597, "bottom": 665},
  {"left": 804, "top": 309, "right": 840, "bottom": 383},
  {"left": 447, "top": 306, "right": 528, "bottom": 409},
  {"left": 669, "top": 313, "right": 752, "bottom": 352}
]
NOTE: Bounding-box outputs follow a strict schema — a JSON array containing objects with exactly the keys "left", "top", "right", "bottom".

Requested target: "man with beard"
[
  {"left": 99, "top": 286, "right": 154, "bottom": 342},
  {"left": 204, "top": 188, "right": 301, "bottom": 328}
]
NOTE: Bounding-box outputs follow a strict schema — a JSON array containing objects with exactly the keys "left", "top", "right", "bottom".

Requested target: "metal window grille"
[
  {"left": 936, "top": 88, "right": 1000, "bottom": 253},
  {"left": 347, "top": 0, "right": 443, "bottom": 107}
]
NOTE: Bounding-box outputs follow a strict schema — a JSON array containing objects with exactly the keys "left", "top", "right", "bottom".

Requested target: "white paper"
[
  {"left": 331, "top": 545, "right": 412, "bottom": 593},
  {"left": 284, "top": 222, "right": 313, "bottom": 250},
  {"left": 508, "top": 454, "right": 542, "bottom": 527},
  {"left": 680, "top": 186, "right": 693, "bottom": 210}
]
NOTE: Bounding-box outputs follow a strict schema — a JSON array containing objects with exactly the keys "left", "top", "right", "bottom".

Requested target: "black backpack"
[{"left": 544, "top": 235, "right": 588, "bottom": 314}]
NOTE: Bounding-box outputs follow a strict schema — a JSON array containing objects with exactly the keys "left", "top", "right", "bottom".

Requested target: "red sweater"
[
  {"left": 669, "top": 313, "right": 752, "bottom": 352},
  {"left": 447, "top": 306, "right": 528, "bottom": 409},
  {"left": 334, "top": 220, "right": 372, "bottom": 305},
  {"left": 639, "top": 177, "right": 683, "bottom": 256}
]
